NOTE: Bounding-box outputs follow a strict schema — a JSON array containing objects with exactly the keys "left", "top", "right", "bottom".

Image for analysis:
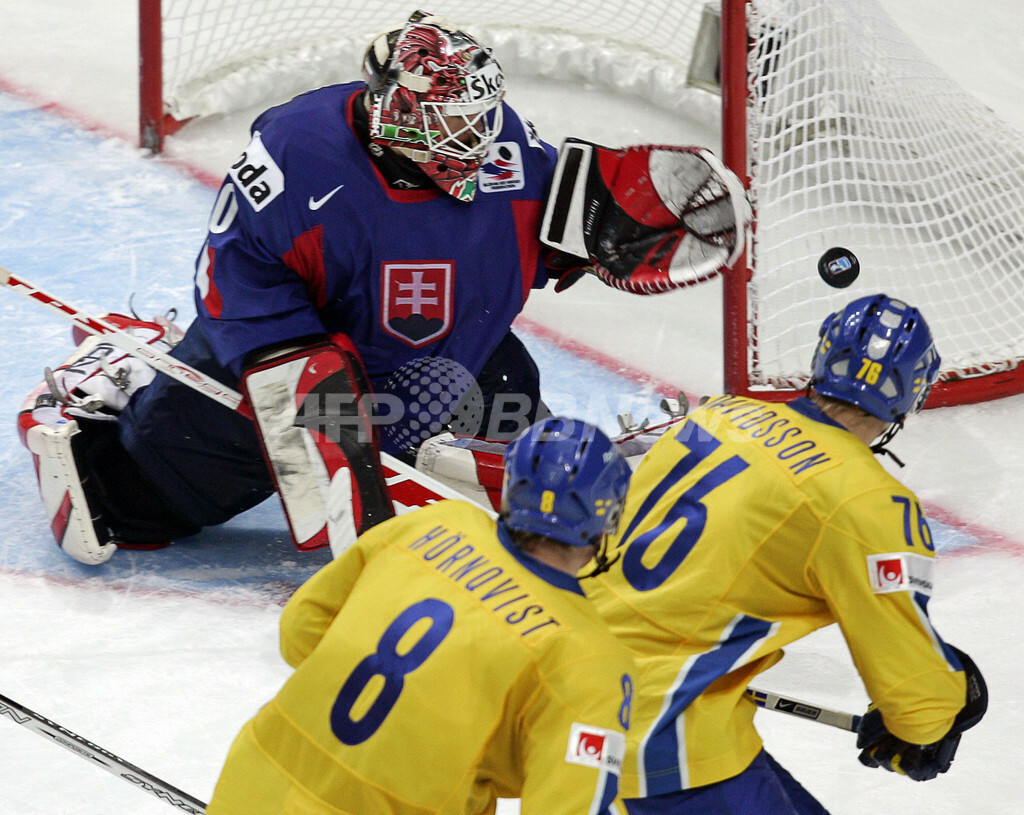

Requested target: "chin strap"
[
  {"left": 579, "top": 535, "right": 622, "bottom": 579},
  {"left": 870, "top": 420, "right": 906, "bottom": 468}
]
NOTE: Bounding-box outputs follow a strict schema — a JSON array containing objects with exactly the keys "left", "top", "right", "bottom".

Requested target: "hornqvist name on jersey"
[{"left": 406, "top": 524, "right": 562, "bottom": 637}]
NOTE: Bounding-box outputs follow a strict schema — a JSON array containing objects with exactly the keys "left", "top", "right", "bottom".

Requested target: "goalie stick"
[
  {"left": 0, "top": 691, "right": 207, "bottom": 813},
  {"left": 746, "top": 687, "right": 863, "bottom": 733},
  {"left": 0, "top": 266, "right": 484, "bottom": 555}
]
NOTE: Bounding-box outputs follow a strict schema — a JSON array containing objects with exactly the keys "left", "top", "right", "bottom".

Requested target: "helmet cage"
[
  {"left": 419, "top": 97, "right": 504, "bottom": 162},
  {"left": 364, "top": 12, "right": 506, "bottom": 201}
]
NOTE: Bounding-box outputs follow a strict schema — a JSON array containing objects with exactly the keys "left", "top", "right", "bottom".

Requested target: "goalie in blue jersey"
[{"left": 17, "top": 9, "right": 750, "bottom": 565}]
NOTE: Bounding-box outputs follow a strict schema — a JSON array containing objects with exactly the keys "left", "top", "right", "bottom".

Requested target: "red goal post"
[{"left": 138, "top": 0, "right": 1024, "bottom": 408}]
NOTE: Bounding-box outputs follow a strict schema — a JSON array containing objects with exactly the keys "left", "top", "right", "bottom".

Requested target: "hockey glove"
[
  {"left": 540, "top": 138, "right": 752, "bottom": 295},
  {"left": 544, "top": 248, "right": 592, "bottom": 293},
  {"left": 856, "top": 645, "right": 987, "bottom": 781}
]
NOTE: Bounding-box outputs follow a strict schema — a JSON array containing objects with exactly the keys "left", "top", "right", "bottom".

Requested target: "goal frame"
[
  {"left": 137, "top": 0, "right": 1024, "bottom": 408},
  {"left": 718, "top": 0, "right": 1024, "bottom": 408},
  {"left": 139, "top": 0, "right": 189, "bottom": 151}
]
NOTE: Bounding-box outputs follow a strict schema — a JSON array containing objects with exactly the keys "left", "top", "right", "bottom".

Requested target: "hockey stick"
[
  {"left": 0, "top": 266, "right": 481, "bottom": 518},
  {"left": 0, "top": 691, "right": 206, "bottom": 813},
  {"left": 746, "top": 687, "right": 862, "bottom": 733}
]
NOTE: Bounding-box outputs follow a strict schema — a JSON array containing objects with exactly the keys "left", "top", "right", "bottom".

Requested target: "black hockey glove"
[
  {"left": 856, "top": 645, "right": 987, "bottom": 782},
  {"left": 543, "top": 248, "right": 592, "bottom": 293}
]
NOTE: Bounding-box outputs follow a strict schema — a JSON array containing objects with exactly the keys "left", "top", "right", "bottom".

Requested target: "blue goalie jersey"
[{"left": 194, "top": 81, "right": 558, "bottom": 387}]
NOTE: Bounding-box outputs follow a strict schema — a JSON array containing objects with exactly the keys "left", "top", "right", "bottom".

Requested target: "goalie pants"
[
  {"left": 113, "top": 320, "right": 544, "bottom": 533},
  {"left": 622, "top": 751, "right": 830, "bottom": 815}
]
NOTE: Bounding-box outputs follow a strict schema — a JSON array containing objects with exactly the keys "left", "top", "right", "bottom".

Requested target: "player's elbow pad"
[{"left": 856, "top": 644, "right": 987, "bottom": 781}]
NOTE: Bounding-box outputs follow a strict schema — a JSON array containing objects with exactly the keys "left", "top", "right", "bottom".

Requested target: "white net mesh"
[
  {"left": 158, "top": 1, "right": 707, "bottom": 121},
  {"left": 155, "top": 0, "right": 1024, "bottom": 395},
  {"left": 746, "top": 0, "right": 1024, "bottom": 391}
]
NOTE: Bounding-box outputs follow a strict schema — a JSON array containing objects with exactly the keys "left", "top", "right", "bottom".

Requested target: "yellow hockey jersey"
[
  {"left": 206, "top": 500, "right": 635, "bottom": 815},
  {"left": 587, "top": 395, "right": 967, "bottom": 797}
]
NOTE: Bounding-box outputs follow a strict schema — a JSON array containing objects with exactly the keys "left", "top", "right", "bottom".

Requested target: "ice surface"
[{"left": 0, "top": 2, "right": 1021, "bottom": 812}]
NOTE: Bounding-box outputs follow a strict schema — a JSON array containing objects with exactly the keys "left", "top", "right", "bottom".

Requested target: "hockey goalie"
[{"left": 14, "top": 10, "right": 750, "bottom": 566}]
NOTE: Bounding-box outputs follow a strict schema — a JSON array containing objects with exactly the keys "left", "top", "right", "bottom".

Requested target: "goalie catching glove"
[
  {"left": 856, "top": 644, "right": 988, "bottom": 781},
  {"left": 540, "top": 139, "right": 751, "bottom": 294}
]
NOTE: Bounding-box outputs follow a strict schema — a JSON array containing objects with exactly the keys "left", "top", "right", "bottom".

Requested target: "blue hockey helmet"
[
  {"left": 810, "top": 294, "right": 941, "bottom": 423},
  {"left": 501, "top": 417, "right": 631, "bottom": 549}
]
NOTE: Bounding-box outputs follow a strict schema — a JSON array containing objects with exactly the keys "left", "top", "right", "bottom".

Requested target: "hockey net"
[
  {"left": 722, "top": 0, "right": 1024, "bottom": 406},
  {"left": 140, "top": 0, "right": 1024, "bottom": 407},
  {"left": 138, "top": 0, "right": 710, "bottom": 147}
]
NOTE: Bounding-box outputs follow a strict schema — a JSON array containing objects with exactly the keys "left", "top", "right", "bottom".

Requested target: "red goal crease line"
[{"left": 3, "top": 77, "right": 1022, "bottom": 561}]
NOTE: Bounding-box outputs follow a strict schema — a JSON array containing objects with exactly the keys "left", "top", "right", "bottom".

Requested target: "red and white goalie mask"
[{"left": 364, "top": 10, "right": 506, "bottom": 202}]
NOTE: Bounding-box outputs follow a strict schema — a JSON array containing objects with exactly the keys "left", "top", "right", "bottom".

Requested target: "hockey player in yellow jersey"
[
  {"left": 587, "top": 294, "right": 987, "bottom": 814},
  {"left": 205, "top": 416, "right": 635, "bottom": 815}
]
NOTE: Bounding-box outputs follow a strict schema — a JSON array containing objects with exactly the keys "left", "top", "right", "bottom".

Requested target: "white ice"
[{"left": 0, "top": 2, "right": 1022, "bottom": 813}]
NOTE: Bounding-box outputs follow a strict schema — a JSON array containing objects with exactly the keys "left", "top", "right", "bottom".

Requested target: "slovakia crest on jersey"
[{"left": 381, "top": 261, "right": 454, "bottom": 347}]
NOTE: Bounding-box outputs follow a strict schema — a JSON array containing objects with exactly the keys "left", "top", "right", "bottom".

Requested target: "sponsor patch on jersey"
[
  {"left": 228, "top": 131, "right": 284, "bottom": 212},
  {"left": 866, "top": 552, "right": 935, "bottom": 596},
  {"left": 381, "top": 261, "right": 454, "bottom": 348},
  {"left": 564, "top": 723, "right": 625, "bottom": 775},
  {"left": 479, "top": 142, "right": 525, "bottom": 193}
]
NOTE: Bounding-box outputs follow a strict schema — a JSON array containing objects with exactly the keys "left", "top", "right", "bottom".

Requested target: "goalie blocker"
[
  {"left": 540, "top": 139, "right": 751, "bottom": 294},
  {"left": 240, "top": 337, "right": 394, "bottom": 556}
]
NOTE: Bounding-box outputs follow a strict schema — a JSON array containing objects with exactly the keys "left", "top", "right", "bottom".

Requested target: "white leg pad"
[{"left": 21, "top": 408, "right": 117, "bottom": 565}]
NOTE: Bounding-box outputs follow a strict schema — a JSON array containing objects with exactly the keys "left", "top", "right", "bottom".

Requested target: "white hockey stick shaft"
[
  {"left": 1, "top": 266, "right": 242, "bottom": 409},
  {"left": 0, "top": 691, "right": 206, "bottom": 813},
  {"left": 746, "top": 687, "right": 863, "bottom": 732}
]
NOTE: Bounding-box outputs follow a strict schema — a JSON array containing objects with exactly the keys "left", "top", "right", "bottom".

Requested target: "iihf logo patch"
[
  {"left": 479, "top": 142, "right": 525, "bottom": 193},
  {"left": 564, "top": 723, "right": 625, "bottom": 774}
]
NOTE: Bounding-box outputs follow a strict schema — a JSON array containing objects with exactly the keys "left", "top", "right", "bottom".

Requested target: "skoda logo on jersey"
[
  {"left": 228, "top": 131, "right": 284, "bottom": 212},
  {"left": 479, "top": 142, "right": 525, "bottom": 193},
  {"left": 381, "top": 261, "right": 454, "bottom": 348}
]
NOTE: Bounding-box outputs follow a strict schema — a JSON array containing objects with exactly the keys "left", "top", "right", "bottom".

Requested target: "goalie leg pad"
[
  {"left": 16, "top": 318, "right": 192, "bottom": 565},
  {"left": 242, "top": 340, "right": 394, "bottom": 555},
  {"left": 18, "top": 389, "right": 115, "bottom": 565},
  {"left": 18, "top": 394, "right": 199, "bottom": 564},
  {"left": 415, "top": 433, "right": 506, "bottom": 511}
]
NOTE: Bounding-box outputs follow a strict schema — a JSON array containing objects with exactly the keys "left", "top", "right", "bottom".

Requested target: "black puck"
[{"left": 817, "top": 247, "right": 860, "bottom": 288}]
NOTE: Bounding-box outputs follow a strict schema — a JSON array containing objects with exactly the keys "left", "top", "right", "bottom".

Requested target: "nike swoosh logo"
[{"left": 308, "top": 185, "right": 344, "bottom": 210}]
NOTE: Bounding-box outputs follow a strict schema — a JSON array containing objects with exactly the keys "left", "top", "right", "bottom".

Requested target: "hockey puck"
[{"left": 817, "top": 247, "right": 860, "bottom": 288}]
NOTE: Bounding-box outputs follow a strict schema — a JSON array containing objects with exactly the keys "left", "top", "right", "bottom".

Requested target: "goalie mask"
[{"left": 363, "top": 10, "right": 506, "bottom": 202}]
